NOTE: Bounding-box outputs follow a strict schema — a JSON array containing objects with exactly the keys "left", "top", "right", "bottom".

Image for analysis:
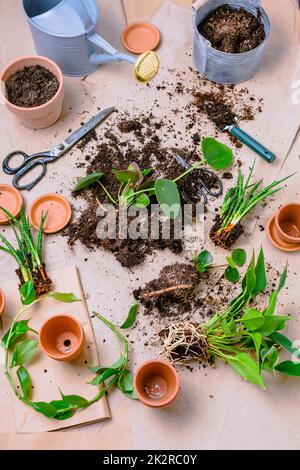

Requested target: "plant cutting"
[
  {"left": 210, "top": 163, "right": 293, "bottom": 249},
  {"left": 0, "top": 207, "right": 52, "bottom": 297},
  {"left": 196, "top": 248, "right": 247, "bottom": 284},
  {"left": 157, "top": 248, "right": 300, "bottom": 388},
  {"left": 2, "top": 284, "right": 139, "bottom": 420},
  {"left": 73, "top": 137, "right": 233, "bottom": 220}
]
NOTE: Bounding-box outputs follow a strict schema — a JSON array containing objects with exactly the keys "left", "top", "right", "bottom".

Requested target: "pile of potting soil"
[
  {"left": 6, "top": 65, "right": 59, "bottom": 108},
  {"left": 199, "top": 5, "right": 266, "bottom": 54},
  {"left": 64, "top": 67, "right": 263, "bottom": 268}
]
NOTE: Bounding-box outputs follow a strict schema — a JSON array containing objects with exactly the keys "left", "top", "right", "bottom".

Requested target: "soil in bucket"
[
  {"left": 6, "top": 65, "right": 59, "bottom": 108},
  {"left": 198, "top": 5, "right": 266, "bottom": 54}
]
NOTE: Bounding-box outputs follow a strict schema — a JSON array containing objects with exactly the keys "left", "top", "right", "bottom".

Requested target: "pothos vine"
[{"left": 2, "top": 281, "right": 138, "bottom": 421}]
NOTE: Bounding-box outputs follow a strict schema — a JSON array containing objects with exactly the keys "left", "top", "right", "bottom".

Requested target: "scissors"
[
  {"left": 175, "top": 154, "right": 223, "bottom": 205},
  {"left": 2, "top": 107, "right": 115, "bottom": 191}
]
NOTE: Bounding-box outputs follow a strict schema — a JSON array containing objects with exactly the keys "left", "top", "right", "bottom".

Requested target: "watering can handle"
[
  {"left": 88, "top": 33, "right": 136, "bottom": 65},
  {"left": 69, "top": 0, "right": 94, "bottom": 30}
]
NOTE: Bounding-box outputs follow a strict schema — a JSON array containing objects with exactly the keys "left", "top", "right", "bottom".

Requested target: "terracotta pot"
[
  {"left": 39, "top": 315, "right": 85, "bottom": 362},
  {"left": 0, "top": 56, "right": 64, "bottom": 129},
  {"left": 275, "top": 203, "right": 300, "bottom": 245},
  {"left": 134, "top": 359, "right": 180, "bottom": 408},
  {"left": 0, "top": 289, "right": 6, "bottom": 316}
]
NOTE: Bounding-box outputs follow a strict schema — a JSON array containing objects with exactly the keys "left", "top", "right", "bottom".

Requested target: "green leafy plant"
[
  {"left": 0, "top": 207, "right": 51, "bottom": 297},
  {"left": 159, "top": 248, "right": 300, "bottom": 388},
  {"left": 73, "top": 137, "right": 232, "bottom": 220},
  {"left": 2, "top": 287, "right": 138, "bottom": 420},
  {"left": 209, "top": 163, "right": 293, "bottom": 249},
  {"left": 89, "top": 305, "right": 139, "bottom": 400},
  {"left": 196, "top": 248, "right": 247, "bottom": 284}
]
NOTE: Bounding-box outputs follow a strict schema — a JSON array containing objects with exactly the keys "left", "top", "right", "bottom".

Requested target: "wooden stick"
[{"left": 140, "top": 284, "right": 193, "bottom": 299}]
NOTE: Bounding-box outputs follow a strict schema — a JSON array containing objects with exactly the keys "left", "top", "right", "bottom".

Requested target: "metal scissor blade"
[
  {"left": 61, "top": 107, "right": 115, "bottom": 152},
  {"left": 175, "top": 154, "right": 190, "bottom": 170}
]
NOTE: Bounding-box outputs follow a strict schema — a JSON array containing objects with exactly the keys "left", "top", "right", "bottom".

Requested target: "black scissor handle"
[
  {"left": 199, "top": 168, "right": 223, "bottom": 197},
  {"left": 3, "top": 151, "right": 31, "bottom": 175},
  {"left": 12, "top": 160, "right": 47, "bottom": 191}
]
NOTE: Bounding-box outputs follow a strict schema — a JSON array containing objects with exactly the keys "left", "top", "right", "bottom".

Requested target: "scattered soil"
[
  {"left": 77, "top": 129, "right": 97, "bottom": 150},
  {"left": 6, "top": 65, "right": 59, "bottom": 108},
  {"left": 133, "top": 263, "right": 199, "bottom": 317},
  {"left": 209, "top": 215, "right": 244, "bottom": 250},
  {"left": 16, "top": 264, "right": 52, "bottom": 297},
  {"left": 199, "top": 5, "right": 265, "bottom": 54}
]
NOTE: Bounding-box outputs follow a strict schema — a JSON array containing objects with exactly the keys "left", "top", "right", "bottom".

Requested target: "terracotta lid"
[
  {"left": 29, "top": 194, "right": 72, "bottom": 234},
  {"left": 121, "top": 22, "right": 160, "bottom": 54},
  {"left": 0, "top": 184, "right": 23, "bottom": 225},
  {"left": 267, "top": 214, "right": 300, "bottom": 252},
  {"left": 0, "top": 289, "right": 6, "bottom": 316},
  {"left": 134, "top": 359, "right": 180, "bottom": 408}
]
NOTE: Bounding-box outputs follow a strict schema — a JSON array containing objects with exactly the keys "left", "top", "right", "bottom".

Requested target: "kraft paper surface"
[
  {"left": 0, "top": 266, "right": 110, "bottom": 433},
  {"left": 0, "top": 0, "right": 300, "bottom": 450},
  {"left": 122, "top": 0, "right": 192, "bottom": 23}
]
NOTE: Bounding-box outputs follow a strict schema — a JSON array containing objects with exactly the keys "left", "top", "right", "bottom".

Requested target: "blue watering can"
[{"left": 23, "top": 0, "right": 159, "bottom": 81}]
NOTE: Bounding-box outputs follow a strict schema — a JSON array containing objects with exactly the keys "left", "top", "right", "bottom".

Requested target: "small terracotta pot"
[
  {"left": 134, "top": 359, "right": 180, "bottom": 408},
  {"left": 0, "top": 289, "right": 6, "bottom": 316},
  {"left": 275, "top": 203, "right": 300, "bottom": 245},
  {"left": 0, "top": 56, "right": 64, "bottom": 129},
  {"left": 39, "top": 315, "right": 85, "bottom": 362}
]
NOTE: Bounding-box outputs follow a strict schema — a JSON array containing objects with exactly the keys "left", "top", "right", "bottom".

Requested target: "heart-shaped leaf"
[
  {"left": 202, "top": 138, "right": 233, "bottom": 170},
  {"left": 155, "top": 179, "right": 181, "bottom": 220}
]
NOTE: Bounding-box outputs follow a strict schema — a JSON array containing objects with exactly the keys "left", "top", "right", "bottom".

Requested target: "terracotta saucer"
[
  {"left": 121, "top": 22, "right": 160, "bottom": 54},
  {"left": 0, "top": 184, "right": 22, "bottom": 225},
  {"left": 267, "top": 214, "right": 300, "bottom": 252},
  {"left": 0, "top": 289, "right": 6, "bottom": 316},
  {"left": 29, "top": 194, "right": 72, "bottom": 234}
]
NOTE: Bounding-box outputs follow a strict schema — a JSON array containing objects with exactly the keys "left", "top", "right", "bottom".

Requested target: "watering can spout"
[{"left": 88, "top": 33, "right": 136, "bottom": 65}]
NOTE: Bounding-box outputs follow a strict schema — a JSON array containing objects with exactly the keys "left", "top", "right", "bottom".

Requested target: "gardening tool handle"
[
  {"left": 88, "top": 33, "right": 136, "bottom": 65},
  {"left": 229, "top": 126, "right": 276, "bottom": 163}
]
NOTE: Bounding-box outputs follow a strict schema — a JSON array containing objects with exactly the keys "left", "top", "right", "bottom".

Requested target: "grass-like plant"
[
  {"left": 210, "top": 163, "right": 293, "bottom": 249},
  {"left": 158, "top": 248, "right": 300, "bottom": 388},
  {"left": 0, "top": 207, "right": 51, "bottom": 297}
]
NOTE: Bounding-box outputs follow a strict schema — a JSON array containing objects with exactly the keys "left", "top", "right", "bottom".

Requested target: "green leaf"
[
  {"left": 242, "top": 254, "right": 256, "bottom": 297},
  {"left": 225, "top": 266, "right": 240, "bottom": 284},
  {"left": 120, "top": 188, "right": 135, "bottom": 206},
  {"left": 201, "top": 138, "right": 233, "bottom": 170},
  {"left": 20, "top": 280, "right": 36, "bottom": 306},
  {"left": 135, "top": 193, "right": 151, "bottom": 208},
  {"left": 232, "top": 249, "right": 246, "bottom": 267},
  {"left": 112, "top": 169, "right": 139, "bottom": 184},
  {"left": 250, "top": 333, "right": 262, "bottom": 359},
  {"left": 226, "top": 352, "right": 265, "bottom": 389},
  {"left": 11, "top": 340, "right": 38, "bottom": 368},
  {"left": 278, "top": 265, "right": 288, "bottom": 292},
  {"left": 74, "top": 173, "right": 103, "bottom": 192},
  {"left": 197, "top": 250, "right": 213, "bottom": 273},
  {"left": 50, "top": 400, "right": 73, "bottom": 411},
  {"left": 221, "top": 318, "right": 237, "bottom": 335},
  {"left": 254, "top": 316, "right": 290, "bottom": 336},
  {"left": 89, "top": 356, "right": 126, "bottom": 374},
  {"left": 275, "top": 361, "right": 300, "bottom": 377},
  {"left": 1, "top": 320, "right": 34, "bottom": 349},
  {"left": 60, "top": 394, "right": 89, "bottom": 408},
  {"left": 120, "top": 301, "right": 139, "bottom": 329},
  {"left": 141, "top": 169, "right": 153, "bottom": 177},
  {"left": 270, "top": 332, "right": 299, "bottom": 356},
  {"left": 261, "top": 345, "right": 279, "bottom": 371},
  {"left": 48, "top": 292, "right": 81, "bottom": 303},
  {"left": 91, "top": 367, "right": 120, "bottom": 386},
  {"left": 32, "top": 402, "right": 57, "bottom": 418},
  {"left": 253, "top": 247, "right": 267, "bottom": 294},
  {"left": 55, "top": 410, "right": 75, "bottom": 421},
  {"left": 155, "top": 178, "right": 181, "bottom": 220},
  {"left": 241, "top": 308, "right": 265, "bottom": 331},
  {"left": 118, "top": 370, "right": 134, "bottom": 393},
  {"left": 17, "top": 366, "right": 31, "bottom": 399}
]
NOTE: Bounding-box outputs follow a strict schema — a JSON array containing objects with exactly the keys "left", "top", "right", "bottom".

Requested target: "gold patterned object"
[{"left": 134, "top": 51, "right": 160, "bottom": 83}]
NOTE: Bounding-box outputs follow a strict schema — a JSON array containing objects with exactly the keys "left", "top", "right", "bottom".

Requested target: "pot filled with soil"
[
  {"left": 0, "top": 55, "right": 64, "bottom": 129},
  {"left": 192, "top": 0, "right": 270, "bottom": 84}
]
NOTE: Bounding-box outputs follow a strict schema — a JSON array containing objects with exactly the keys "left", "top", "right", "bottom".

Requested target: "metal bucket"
[
  {"left": 23, "top": 0, "right": 135, "bottom": 77},
  {"left": 192, "top": 0, "right": 271, "bottom": 85}
]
